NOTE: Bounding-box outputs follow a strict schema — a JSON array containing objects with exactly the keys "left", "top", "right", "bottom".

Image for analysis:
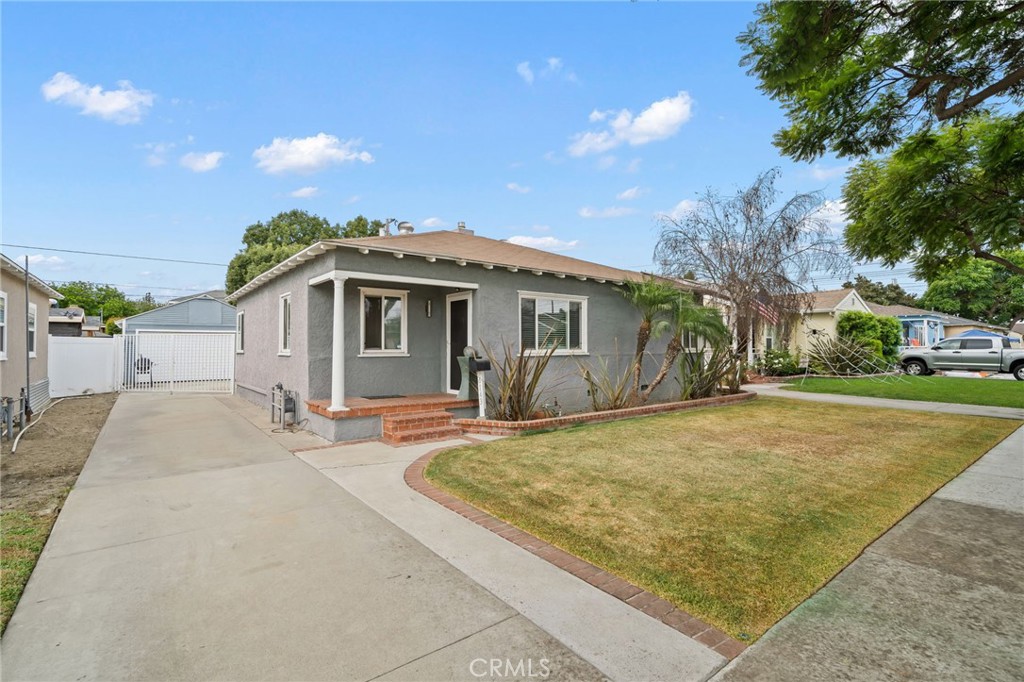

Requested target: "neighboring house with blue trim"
[{"left": 865, "top": 303, "right": 1022, "bottom": 348}]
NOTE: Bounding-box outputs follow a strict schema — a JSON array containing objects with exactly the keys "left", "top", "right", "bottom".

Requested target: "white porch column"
[{"left": 330, "top": 277, "right": 348, "bottom": 411}]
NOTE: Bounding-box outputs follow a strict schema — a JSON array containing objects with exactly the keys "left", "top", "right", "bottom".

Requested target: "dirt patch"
[{"left": 1, "top": 393, "right": 118, "bottom": 513}]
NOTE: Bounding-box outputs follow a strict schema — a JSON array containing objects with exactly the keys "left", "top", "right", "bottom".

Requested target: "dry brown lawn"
[{"left": 427, "top": 397, "right": 1020, "bottom": 641}]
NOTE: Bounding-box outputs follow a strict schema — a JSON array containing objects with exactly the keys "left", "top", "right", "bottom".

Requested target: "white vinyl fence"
[
  {"left": 115, "top": 332, "right": 235, "bottom": 393},
  {"left": 49, "top": 336, "right": 117, "bottom": 397}
]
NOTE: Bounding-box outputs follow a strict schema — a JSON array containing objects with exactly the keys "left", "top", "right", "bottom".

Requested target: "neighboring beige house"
[
  {"left": 1, "top": 254, "right": 63, "bottom": 410},
  {"left": 758, "top": 288, "right": 873, "bottom": 357}
]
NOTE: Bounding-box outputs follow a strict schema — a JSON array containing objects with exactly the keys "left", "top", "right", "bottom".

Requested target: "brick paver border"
[{"left": 404, "top": 447, "right": 748, "bottom": 661}]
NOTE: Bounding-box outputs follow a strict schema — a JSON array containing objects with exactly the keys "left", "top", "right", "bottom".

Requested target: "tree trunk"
[
  {"left": 632, "top": 320, "right": 651, "bottom": 396},
  {"left": 641, "top": 334, "right": 683, "bottom": 402}
]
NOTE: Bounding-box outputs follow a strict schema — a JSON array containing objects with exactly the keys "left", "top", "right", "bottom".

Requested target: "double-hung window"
[
  {"left": 519, "top": 292, "right": 586, "bottom": 354},
  {"left": 0, "top": 292, "right": 7, "bottom": 360},
  {"left": 278, "top": 294, "right": 291, "bottom": 355},
  {"left": 28, "top": 303, "right": 37, "bottom": 358},
  {"left": 360, "top": 288, "right": 408, "bottom": 355}
]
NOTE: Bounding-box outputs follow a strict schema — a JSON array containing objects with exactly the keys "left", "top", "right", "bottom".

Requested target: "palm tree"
[
  {"left": 617, "top": 278, "right": 675, "bottom": 397},
  {"left": 641, "top": 292, "right": 729, "bottom": 402}
]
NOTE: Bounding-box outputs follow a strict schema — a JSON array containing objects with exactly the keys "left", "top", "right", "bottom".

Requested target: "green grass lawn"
[
  {"left": 426, "top": 398, "right": 1020, "bottom": 641},
  {"left": 781, "top": 375, "right": 1023, "bottom": 409},
  {"left": 1, "top": 511, "right": 57, "bottom": 634}
]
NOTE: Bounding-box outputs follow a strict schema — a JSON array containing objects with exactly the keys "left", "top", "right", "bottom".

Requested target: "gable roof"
[
  {"left": 805, "top": 288, "right": 861, "bottom": 312},
  {"left": 230, "top": 228, "right": 673, "bottom": 301},
  {"left": 168, "top": 289, "right": 228, "bottom": 304},
  {"left": 120, "top": 294, "right": 234, "bottom": 323},
  {"left": 0, "top": 254, "right": 63, "bottom": 299}
]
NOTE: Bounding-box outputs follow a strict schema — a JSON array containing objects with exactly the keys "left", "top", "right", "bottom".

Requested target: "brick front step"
[{"left": 384, "top": 425, "right": 464, "bottom": 445}]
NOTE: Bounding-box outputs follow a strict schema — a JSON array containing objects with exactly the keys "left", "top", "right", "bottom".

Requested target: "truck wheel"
[
  {"left": 903, "top": 360, "right": 927, "bottom": 376},
  {"left": 1013, "top": 364, "right": 1024, "bottom": 381}
]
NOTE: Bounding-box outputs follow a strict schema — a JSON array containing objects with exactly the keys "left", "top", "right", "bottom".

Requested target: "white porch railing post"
[{"left": 329, "top": 277, "right": 348, "bottom": 411}]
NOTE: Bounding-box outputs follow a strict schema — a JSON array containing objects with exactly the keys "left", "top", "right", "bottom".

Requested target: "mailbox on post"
[{"left": 461, "top": 346, "right": 490, "bottom": 418}]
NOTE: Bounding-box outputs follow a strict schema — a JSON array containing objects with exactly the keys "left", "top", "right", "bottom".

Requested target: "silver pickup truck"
[{"left": 900, "top": 336, "right": 1024, "bottom": 380}]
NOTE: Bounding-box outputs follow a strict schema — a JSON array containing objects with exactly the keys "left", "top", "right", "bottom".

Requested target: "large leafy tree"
[
  {"left": 842, "top": 275, "right": 918, "bottom": 307},
  {"left": 919, "top": 252, "right": 1024, "bottom": 327},
  {"left": 739, "top": 1, "right": 1024, "bottom": 160},
  {"left": 655, "top": 169, "right": 848, "bottom": 360},
  {"left": 51, "top": 281, "right": 157, "bottom": 319},
  {"left": 843, "top": 114, "right": 1024, "bottom": 278},
  {"left": 226, "top": 211, "right": 382, "bottom": 293}
]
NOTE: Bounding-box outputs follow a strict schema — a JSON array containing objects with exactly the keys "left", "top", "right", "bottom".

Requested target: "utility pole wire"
[{"left": 0, "top": 244, "right": 228, "bottom": 267}]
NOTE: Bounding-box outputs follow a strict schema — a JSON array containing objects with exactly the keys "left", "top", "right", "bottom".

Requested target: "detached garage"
[
  {"left": 118, "top": 295, "right": 237, "bottom": 393},
  {"left": 121, "top": 294, "right": 235, "bottom": 334}
]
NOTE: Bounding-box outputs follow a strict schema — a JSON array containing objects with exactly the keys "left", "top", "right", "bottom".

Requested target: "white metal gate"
[{"left": 115, "top": 332, "right": 235, "bottom": 393}]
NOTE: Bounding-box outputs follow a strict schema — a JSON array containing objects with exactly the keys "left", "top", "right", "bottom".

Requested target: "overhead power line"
[{"left": 0, "top": 244, "right": 228, "bottom": 267}]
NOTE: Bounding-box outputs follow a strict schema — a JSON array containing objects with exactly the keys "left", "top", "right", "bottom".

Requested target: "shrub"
[
  {"left": 678, "top": 347, "right": 742, "bottom": 400},
  {"left": 579, "top": 356, "right": 638, "bottom": 412},
  {"left": 482, "top": 339, "right": 558, "bottom": 421},
  {"left": 876, "top": 316, "right": 902, "bottom": 359},
  {"left": 758, "top": 348, "right": 802, "bottom": 376},
  {"left": 836, "top": 311, "right": 902, "bottom": 361}
]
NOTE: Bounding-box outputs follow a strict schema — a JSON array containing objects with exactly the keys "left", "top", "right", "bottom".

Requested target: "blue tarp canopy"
[{"left": 950, "top": 329, "right": 1013, "bottom": 341}]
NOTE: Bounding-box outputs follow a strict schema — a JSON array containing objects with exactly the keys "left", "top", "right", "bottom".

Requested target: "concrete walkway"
[
  {"left": 1, "top": 394, "right": 602, "bottom": 681},
  {"left": 294, "top": 436, "right": 727, "bottom": 682},
  {"left": 744, "top": 382, "right": 1024, "bottom": 420},
  {"left": 716, "top": 424, "right": 1024, "bottom": 681}
]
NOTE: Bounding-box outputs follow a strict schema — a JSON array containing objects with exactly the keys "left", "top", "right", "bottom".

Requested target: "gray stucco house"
[
  {"left": 230, "top": 225, "right": 686, "bottom": 443},
  {"left": 121, "top": 294, "right": 236, "bottom": 334}
]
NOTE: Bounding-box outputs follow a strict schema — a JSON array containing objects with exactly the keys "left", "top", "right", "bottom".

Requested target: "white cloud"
[
  {"left": 422, "top": 217, "right": 447, "bottom": 228},
  {"left": 506, "top": 182, "right": 531, "bottom": 194},
  {"left": 179, "top": 151, "right": 225, "bottom": 173},
  {"left": 597, "top": 155, "right": 617, "bottom": 170},
  {"left": 569, "top": 91, "right": 694, "bottom": 157},
  {"left": 139, "top": 141, "right": 175, "bottom": 167},
  {"left": 810, "top": 163, "right": 850, "bottom": 181},
  {"left": 253, "top": 133, "right": 373, "bottom": 174},
  {"left": 578, "top": 206, "right": 637, "bottom": 219},
  {"left": 543, "top": 151, "right": 563, "bottom": 164},
  {"left": 518, "top": 57, "right": 577, "bottom": 85},
  {"left": 617, "top": 186, "right": 648, "bottom": 201},
  {"left": 41, "top": 71, "right": 154, "bottom": 124},
  {"left": 508, "top": 235, "right": 579, "bottom": 251},
  {"left": 815, "top": 199, "right": 848, "bottom": 234},
  {"left": 516, "top": 61, "right": 534, "bottom": 85},
  {"left": 344, "top": 195, "right": 361, "bottom": 205},
  {"left": 23, "top": 254, "right": 69, "bottom": 271},
  {"left": 626, "top": 158, "right": 642, "bottom": 174},
  {"left": 290, "top": 186, "right": 319, "bottom": 198},
  {"left": 669, "top": 199, "right": 699, "bottom": 220}
]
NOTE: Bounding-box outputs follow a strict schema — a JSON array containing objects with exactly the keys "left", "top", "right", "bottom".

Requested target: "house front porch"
[{"left": 304, "top": 392, "right": 479, "bottom": 445}]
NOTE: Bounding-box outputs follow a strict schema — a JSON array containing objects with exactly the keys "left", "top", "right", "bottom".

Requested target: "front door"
[{"left": 446, "top": 293, "right": 472, "bottom": 393}]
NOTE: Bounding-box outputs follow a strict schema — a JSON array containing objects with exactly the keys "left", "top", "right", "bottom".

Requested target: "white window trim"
[
  {"left": 278, "top": 293, "right": 291, "bottom": 356},
  {"left": 235, "top": 310, "right": 245, "bottom": 354},
  {"left": 0, "top": 291, "right": 7, "bottom": 361},
  {"left": 517, "top": 290, "right": 588, "bottom": 356},
  {"left": 28, "top": 302, "right": 37, "bottom": 358},
  {"left": 359, "top": 287, "right": 409, "bottom": 357}
]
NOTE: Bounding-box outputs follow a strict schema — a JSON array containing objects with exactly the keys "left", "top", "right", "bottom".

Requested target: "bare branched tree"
[{"left": 654, "top": 169, "right": 850, "bottom": 362}]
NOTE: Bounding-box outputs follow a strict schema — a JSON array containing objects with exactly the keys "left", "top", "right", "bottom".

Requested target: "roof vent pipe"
[
  {"left": 397, "top": 221, "right": 415, "bottom": 235},
  {"left": 456, "top": 221, "right": 474, "bottom": 235}
]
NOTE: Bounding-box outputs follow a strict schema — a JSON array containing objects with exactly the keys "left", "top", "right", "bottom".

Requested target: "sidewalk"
[
  {"left": 744, "top": 382, "right": 1024, "bottom": 420},
  {"left": 716, "top": 424, "right": 1024, "bottom": 681},
  {"left": 0, "top": 394, "right": 602, "bottom": 681}
]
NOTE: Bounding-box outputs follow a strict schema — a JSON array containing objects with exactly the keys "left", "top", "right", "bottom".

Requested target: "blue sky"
[{"left": 2, "top": 2, "right": 915, "bottom": 302}]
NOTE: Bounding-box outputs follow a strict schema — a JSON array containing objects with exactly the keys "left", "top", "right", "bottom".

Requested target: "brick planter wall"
[{"left": 456, "top": 391, "right": 756, "bottom": 436}]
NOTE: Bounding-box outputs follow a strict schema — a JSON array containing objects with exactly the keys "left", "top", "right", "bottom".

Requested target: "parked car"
[{"left": 900, "top": 336, "right": 1024, "bottom": 380}]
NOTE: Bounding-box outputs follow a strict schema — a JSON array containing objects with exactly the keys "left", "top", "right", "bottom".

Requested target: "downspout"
[{"left": 24, "top": 257, "right": 32, "bottom": 421}]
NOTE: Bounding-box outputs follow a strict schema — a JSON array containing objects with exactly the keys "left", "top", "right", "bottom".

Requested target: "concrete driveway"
[{"left": 1, "top": 394, "right": 601, "bottom": 681}]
